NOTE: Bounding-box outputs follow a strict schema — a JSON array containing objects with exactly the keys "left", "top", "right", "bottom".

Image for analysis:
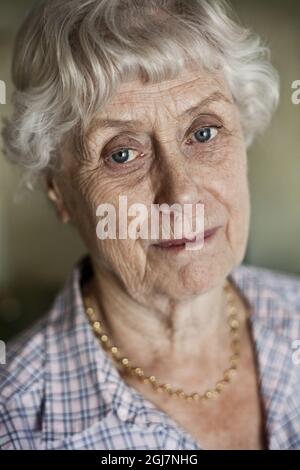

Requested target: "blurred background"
[{"left": 0, "top": 0, "right": 299, "bottom": 341}]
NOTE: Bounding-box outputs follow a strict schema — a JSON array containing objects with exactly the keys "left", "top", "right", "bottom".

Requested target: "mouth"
[{"left": 152, "top": 226, "right": 221, "bottom": 251}]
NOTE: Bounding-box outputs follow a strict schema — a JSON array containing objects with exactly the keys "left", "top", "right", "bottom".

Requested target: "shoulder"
[
  {"left": 0, "top": 316, "right": 46, "bottom": 402},
  {"left": 231, "top": 265, "right": 300, "bottom": 448},
  {"left": 0, "top": 311, "right": 47, "bottom": 448},
  {"left": 0, "top": 260, "right": 83, "bottom": 449},
  {"left": 0, "top": 273, "right": 74, "bottom": 403},
  {"left": 0, "top": 256, "right": 109, "bottom": 450},
  {"left": 232, "top": 263, "right": 300, "bottom": 300},
  {"left": 230, "top": 263, "right": 300, "bottom": 339}
]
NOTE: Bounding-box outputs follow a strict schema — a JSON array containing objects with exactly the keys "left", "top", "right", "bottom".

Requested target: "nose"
[{"left": 153, "top": 149, "right": 200, "bottom": 208}]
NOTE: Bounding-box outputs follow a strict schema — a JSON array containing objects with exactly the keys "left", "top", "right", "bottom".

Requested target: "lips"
[{"left": 153, "top": 226, "right": 220, "bottom": 249}]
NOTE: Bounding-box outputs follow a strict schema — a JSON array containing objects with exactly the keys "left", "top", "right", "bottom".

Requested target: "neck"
[{"left": 83, "top": 260, "right": 234, "bottom": 371}]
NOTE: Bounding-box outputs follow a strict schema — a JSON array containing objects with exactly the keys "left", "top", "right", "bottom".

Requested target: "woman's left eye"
[
  {"left": 109, "top": 148, "right": 139, "bottom": 164},
  {"left": 193, "top": 126, "right": 219, "bottom": 143}
]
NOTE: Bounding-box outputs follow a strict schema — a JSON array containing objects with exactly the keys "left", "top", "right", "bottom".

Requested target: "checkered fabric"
[{"left": 1, "top": 256, "right": 300, "bottom": 449}]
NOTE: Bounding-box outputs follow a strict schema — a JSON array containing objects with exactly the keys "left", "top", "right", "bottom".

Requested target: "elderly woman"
[{"left": 1, "top": 0, "right": 300, "bottom": 451}]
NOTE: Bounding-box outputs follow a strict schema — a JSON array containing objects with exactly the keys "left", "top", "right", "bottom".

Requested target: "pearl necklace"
[{"left": 83, "top": 279, "right": 240, "bottom": 404}]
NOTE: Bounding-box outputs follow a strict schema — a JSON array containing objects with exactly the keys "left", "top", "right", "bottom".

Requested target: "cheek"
[
  {"left": 225, "top": 152, "right": 250, "bottom": 259},
  {"left": 204, "top": 136, "right": 250, "bottom": 260},
  {"left": 73, "top": 172, "right": 152, "bottom": 267}
]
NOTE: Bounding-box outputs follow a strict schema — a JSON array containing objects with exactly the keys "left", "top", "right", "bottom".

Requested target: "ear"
[{"left": 42, "top": 172, "right": 71, "bottom": 224}]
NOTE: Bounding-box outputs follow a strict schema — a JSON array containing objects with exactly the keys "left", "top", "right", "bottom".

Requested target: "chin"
[{"left": 176, "top": 257, "right": 234, "bottom": 297}]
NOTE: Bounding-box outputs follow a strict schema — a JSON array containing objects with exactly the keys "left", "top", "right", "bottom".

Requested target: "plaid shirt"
[{"left": 1, "top": 256, "right": 300, "bottom": 450}]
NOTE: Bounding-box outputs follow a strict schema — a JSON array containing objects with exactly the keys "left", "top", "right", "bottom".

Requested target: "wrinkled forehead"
[{"left": 97, "top": 65, "right": 232, "bottom": 124}]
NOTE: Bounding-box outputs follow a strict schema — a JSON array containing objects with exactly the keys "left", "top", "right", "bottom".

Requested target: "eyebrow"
[{"left": 94, "top": 91, "right": 233, "bottom": 130}]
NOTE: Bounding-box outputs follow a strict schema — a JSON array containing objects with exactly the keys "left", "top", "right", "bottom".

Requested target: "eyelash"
[{"left": 105, "top": 125, "right": 222, "bottom": 166}]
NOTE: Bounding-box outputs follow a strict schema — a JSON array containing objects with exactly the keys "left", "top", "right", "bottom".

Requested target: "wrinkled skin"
[
  {"left": 49, "top": 63, "right": 250, "bottom": 308},
  {"left": 46, "top": 64, "right": 265, "bottom": 449}
]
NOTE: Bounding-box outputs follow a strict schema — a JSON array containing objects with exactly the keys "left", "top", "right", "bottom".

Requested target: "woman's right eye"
[{"left": 108, "top": 148, "right": 139, "bottom": 164}]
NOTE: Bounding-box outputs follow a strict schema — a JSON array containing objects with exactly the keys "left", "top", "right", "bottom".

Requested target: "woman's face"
[{"left": 56, "top": 63, "right": 250, "bottom": 300}]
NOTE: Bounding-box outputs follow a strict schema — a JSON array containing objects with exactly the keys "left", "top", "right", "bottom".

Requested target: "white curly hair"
[{"left": 2, "top": 0, "right": 280, "bottom": 189}]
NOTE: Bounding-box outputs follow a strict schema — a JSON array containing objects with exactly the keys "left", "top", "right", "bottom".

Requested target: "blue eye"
[
  {"left": 110, "top": 148, "right": 138, "bottom": 164},
  {"left": 194, "top": 127, "right": 219, "bottom": 143}
]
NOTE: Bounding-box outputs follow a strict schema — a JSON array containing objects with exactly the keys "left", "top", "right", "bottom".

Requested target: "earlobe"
[
  {"left": 47, "top": 188, "right": 58, "bottom": 203},
  {"left": 43, "top": 174, "right": 71, "bottom": 224},
  {"left": 60, "top": 211, "right": 71, "bottom": 224}
]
